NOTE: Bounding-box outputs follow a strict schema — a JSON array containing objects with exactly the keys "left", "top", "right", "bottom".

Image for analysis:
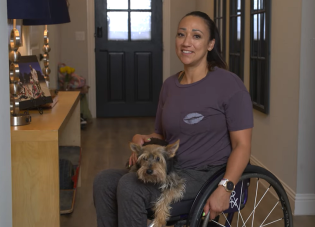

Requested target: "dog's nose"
[{"left": 146, "top": 169, "right": 153, "bottom": 175}]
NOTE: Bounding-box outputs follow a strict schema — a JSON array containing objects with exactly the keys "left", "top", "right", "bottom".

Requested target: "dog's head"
[{"left": 129, "top": 139, "right": 180, "bottom": 184}]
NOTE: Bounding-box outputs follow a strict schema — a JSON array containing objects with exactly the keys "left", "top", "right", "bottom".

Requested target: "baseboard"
[
  {"left": 294, "top": 194, "right": 315, "bottom": 215},
  {"left": 250, "top": 155, "right": 296, "bottom": 214}
]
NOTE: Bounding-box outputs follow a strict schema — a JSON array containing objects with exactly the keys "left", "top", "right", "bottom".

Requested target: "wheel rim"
[{"left": 195, "top": 173, "right": 292, "bottom": 227}]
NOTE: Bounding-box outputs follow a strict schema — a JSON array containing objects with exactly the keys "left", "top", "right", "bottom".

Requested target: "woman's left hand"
[{"left": 203, "top": 186, "right": 231, "bottom": 220}]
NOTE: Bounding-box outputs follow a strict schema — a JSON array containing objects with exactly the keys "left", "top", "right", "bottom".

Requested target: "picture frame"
[{"left": 17, "top": 55, "right": 53, "bottom": 110}]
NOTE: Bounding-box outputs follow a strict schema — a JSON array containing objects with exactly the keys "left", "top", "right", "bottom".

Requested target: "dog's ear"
[
  {"left": 165, "top": 139, "right": 180, "bottom": 158},
  {"left": 129, "top": 142, "right": 143, "bottom": 155}
]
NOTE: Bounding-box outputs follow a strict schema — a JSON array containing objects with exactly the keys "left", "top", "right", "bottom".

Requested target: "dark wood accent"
[
  {"left": 109, "top": 52, "right": 126, "bottom": 102},
  {"left": 135, "top": 52, "right": 152, "bottom": 101},
  {"left": 214, "top": 0, "right": 226, "bottom": 60},
  {"left": 229, "top": 0, "right": 245, "bottom": 81},
  {"left": 250, "top": 0, "right": 271, "bottom": 114}
]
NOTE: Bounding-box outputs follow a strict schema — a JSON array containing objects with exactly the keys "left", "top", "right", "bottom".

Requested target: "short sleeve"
[{"left": 225, "top": 90, "right": 254, "bottom": 131}]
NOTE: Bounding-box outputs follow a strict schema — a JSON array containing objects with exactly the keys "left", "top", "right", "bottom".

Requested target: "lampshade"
[
  {"left": 7, "top": 0, "right": 51, "bottom": 19},
  {"left": 23, "top": 0, "right": 70, "bottom": 25}
]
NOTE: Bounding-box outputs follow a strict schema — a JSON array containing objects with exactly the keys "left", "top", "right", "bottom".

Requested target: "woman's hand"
[
  {"left": 128, "top": 134, "right": 152, "bottom": 167},
  {"left": 132, "top": 134, "right": 151, "bottom": 145},
  {"left": 203, "top": 186, "right": 231, "bottom": 220}
]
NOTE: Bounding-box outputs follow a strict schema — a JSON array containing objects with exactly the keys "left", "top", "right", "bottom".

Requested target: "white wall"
[
  {"left": 196, "top": 0, "right": 214, "bottom": 19},
  {"left": 60, "top": 0, "right": 88, "bottom": 80},
  {"left": 48, "top": 25, "right": 62, "bottom": 89},
  {"left": 295, "top": 0, "right": 315, "bottom": 215},
  {"left": 0, "top": 1, "right": 12, "bottom": 226}
]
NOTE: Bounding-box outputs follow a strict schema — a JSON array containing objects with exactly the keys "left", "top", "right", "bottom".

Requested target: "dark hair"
[{"left": 183, "top": 11, "right": 227, "bottom": 71}]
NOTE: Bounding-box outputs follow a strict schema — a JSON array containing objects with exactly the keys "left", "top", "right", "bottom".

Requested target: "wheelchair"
[{"left": 147, "top": 165, "right": 293, "bottom": 227}]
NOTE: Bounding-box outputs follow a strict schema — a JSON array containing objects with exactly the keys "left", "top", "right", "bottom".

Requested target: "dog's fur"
[{"left": 129, "top": 139, "right": 185, "bottom": 227}]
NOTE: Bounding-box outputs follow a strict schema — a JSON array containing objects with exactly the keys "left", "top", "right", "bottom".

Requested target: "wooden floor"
[{"left": 60, "top": 118, "right": 315, "bottom": 227}]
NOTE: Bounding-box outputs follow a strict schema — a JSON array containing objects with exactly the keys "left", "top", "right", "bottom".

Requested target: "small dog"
[{"left": 129, "top": 138, "right": 185, "bottom": 227}]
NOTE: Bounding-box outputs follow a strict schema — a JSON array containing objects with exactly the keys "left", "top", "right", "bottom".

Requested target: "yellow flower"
[
  {"left": 60, "top": 66, "right": 75, "bottom": 75},
  {"left": 59, "top": 67, "right": 66, "bottom": 73}
]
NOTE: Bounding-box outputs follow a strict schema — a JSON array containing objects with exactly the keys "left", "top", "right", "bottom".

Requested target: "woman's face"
[{"left": 176, "top": 16, "right": 215, "bottom": 68}]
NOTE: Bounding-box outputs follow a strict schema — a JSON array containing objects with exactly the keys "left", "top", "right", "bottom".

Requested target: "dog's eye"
[{"left": 156, "top": 157, "right": 160, "bottom": 161}]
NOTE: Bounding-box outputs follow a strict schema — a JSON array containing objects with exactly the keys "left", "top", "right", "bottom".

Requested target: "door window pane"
[
  {"left": 107, "top": 0, "right": 128, "bottom": 9},
  {"left": 237, "top": 0, "right": 241, "bottom": 10},
  {"left": 107, "top": 12, "right": 128, "bottom": 40},
  {"left": 131, "top": 12, "right": 151, "bottom": 40},
  {"left": 130, "top": 0, "right": 151, "bottom": 9},
  {"left": 253, "top": 0, "right": 264, "bottom": 10}
]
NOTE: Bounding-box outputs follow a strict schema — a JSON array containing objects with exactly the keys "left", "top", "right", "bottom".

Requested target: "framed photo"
[
  {"left": 18, "top": 55, "right": 52, "bottom": 110},
  {"left": 8, "top": 19, "right": 23, "bottom": 47}
]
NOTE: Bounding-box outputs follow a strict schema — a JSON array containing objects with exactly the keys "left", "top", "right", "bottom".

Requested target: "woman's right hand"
[{"left": 128, "top": 134, "right": 151, "bottom": 167}]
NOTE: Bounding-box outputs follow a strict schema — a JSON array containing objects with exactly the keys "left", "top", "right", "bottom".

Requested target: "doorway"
[{"left": 95, "top": 0, "right": 163, "bottom": 117}]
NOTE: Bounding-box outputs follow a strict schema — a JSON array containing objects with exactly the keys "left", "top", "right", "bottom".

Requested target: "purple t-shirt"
[{"left": 155, "top": 67, "right": 253, "bottom": 169}]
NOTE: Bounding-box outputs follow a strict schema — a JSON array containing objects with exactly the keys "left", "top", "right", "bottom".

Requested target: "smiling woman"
[{"left": 93, "top": 11, "right": 253, "bottom": 227}]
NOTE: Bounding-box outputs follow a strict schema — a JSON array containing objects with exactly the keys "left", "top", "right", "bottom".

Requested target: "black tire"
[
  {"left": 59, "top": 159, "right": 74, "bottom": 190},
  {"left": 189, "top": 169, "right": 293, "bottom": 227}
]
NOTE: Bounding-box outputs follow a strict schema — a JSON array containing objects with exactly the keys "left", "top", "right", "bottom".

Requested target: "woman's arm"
[
  {"left": 203, "top": 128, "right": 252, "bottom": 219},
  {"left": 223, "top": 128, "right": 252, "bottom": 185}
]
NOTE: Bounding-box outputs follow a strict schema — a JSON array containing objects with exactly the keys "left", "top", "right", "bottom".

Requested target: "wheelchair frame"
[{"left": 147, "top": 165, "right": 293, "bottom": 227}]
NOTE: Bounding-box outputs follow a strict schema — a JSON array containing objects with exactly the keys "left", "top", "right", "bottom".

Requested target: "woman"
[{"left": 94, "top": 11, "right": 253, "bottom": 226}]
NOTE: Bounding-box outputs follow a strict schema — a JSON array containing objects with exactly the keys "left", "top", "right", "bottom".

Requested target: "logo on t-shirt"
[{"left": 183, "top": 113, "right": 204, "bottom": 125}]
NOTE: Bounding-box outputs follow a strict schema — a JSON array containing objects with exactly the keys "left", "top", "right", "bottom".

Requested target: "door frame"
[{"left": 86, "top": 0, "right": 171, "bottom": 118}]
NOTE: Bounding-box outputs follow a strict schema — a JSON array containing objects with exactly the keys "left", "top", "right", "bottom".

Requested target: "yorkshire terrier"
[{"left": 129, "top": 138, "right": 185, "bottom": 227}]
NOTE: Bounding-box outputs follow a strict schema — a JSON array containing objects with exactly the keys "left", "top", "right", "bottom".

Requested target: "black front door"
[{"left": 95, "top": 0, "right": 163, "bottom": 117}]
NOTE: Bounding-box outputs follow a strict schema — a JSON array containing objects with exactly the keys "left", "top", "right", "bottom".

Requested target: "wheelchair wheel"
[{"left": 189, "top": 171, "right": 293, "bottom": 227}]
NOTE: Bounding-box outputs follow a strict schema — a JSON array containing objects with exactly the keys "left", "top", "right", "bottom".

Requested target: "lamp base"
[{"left": 11, "top": 114, "right": 31, "bottom": 126}]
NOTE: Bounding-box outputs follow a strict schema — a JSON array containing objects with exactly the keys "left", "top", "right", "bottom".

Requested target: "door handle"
[{"left": 97, "top": 27, "right": 103, "bottom": 38}]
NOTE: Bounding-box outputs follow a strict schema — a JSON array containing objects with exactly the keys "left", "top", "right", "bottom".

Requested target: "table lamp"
[
  {"left": 23, "top": 0, "right": 71, "bottom": 89},
  {"left": 7, "top": 0, "right": 51, "bottom": 126}
]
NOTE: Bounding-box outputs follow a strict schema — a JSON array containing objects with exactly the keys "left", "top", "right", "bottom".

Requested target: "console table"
[{"left": 11, "top": 91, "right": 81, "bottom": 227}]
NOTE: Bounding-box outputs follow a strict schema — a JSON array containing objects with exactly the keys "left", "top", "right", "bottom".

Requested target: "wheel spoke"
[
  {"left": 260, "top": 200, "right": 280, "bottom": 226},
  {"left": 251, "top": 178, "right": 259, "bottom": 227},
  {"left": 241, "top": 185, "right": 271, "bottom": 227},
  {"left": 210, "top": 219, "right": 226, "bottom": 227},
  {"left": 236, "top": 181, "right": 246, "bottom": 227},
  {"left": 236, "top": 181, "right": 243, "bottom": 227},
  {"left": 221, "top": 212, "right": 232, "bottom": 227},
  {"left": 261, "top": 217, "right": 284, "bottom": 226}
]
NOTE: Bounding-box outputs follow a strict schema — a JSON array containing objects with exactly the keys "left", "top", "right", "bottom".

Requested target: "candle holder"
[{"left": 9, "top": 20, "right": 31, "bottom": 126}]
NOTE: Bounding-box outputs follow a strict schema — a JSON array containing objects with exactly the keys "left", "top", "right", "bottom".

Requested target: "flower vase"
[{"left": 64, "top": 82, "right": 69, "bottom": 91}]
